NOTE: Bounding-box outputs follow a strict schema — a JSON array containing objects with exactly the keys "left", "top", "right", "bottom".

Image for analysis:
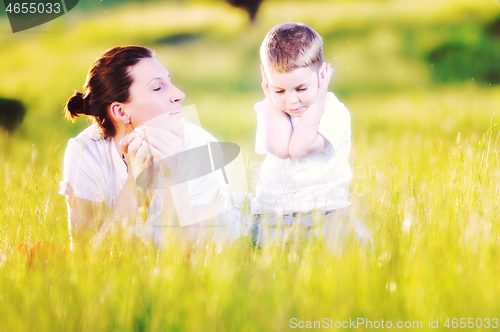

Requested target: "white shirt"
[
  {"left": 59, "top": 122, "right": 226, "bottom": 213},
  {"left": 252, "top": 92, "right": 352, "bottom": 214},
  {"left": 59, "top": 122, "right": 250, "bottom": 248}
]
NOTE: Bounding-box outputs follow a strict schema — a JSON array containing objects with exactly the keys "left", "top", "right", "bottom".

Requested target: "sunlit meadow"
[{"left": 1, "top": 0, "right": 500, "bottom": 330}]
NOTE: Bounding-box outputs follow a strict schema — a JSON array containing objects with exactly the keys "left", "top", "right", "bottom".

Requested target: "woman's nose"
[{"left": 170, "top": 84, "right": 185, "bottom": 103}]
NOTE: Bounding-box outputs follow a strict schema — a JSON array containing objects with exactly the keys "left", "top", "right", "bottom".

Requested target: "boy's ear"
[
  {"left": 109, "top": 102, "right": 131, "bottom": 124},
  {"left": 260, "top": 64, "right": 268, "bottom": 81},
  {"left": 319, "top": 62, "right": 327, "bottom": 78}
]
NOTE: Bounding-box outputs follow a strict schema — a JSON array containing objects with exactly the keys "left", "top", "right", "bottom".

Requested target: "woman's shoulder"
[
  {"left": 69, "top": 124, "right": 104, "bottom": 142},
  {"left": 65, "top": 124, "right": 109, "bottom": 158}
]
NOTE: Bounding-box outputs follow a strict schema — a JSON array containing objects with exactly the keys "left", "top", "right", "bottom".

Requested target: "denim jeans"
[{"left": 250, "top": 207, "right": 372, "bottom": 250}]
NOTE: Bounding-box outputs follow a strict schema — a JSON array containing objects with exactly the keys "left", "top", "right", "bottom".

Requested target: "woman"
[{"left": 59, "top": 46, "right": 243, "bottom": 250}]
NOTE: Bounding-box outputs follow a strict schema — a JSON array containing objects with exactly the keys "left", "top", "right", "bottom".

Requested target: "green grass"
[{"left": 2, "top": 0, "right": 500, "bottom": 330}]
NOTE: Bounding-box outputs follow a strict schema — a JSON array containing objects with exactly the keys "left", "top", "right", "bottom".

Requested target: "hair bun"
[{"left": 65, "top": 91, "right": 90, "bottom": 119}]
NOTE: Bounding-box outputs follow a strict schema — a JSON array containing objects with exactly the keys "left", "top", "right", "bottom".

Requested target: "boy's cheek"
[
  {"left": 308, "top": 90, "right": 320, "bottom": 104},
  {"left": 269, "top": 95, "right": 282, "bottom": 108}
]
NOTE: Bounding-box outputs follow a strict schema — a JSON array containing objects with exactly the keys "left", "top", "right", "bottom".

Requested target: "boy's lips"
[{"left": 288, "top": 107, "right": 303, "bottom": 113}]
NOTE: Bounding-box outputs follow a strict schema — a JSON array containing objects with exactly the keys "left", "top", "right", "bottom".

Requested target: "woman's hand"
[
  {"left": 120, "top": 130, "right": 155, "bottom": 183},
  {"left": 120, "top": 119, "right": 185, "bottom": 188},
  {"left": 139, "top": 118, "right": 184, "bottom": 163}
]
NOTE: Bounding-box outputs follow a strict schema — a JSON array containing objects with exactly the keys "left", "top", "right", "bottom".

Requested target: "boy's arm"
[
  {"left": 261, "top": 65, "right": 292, "bottom": 159},
  {"left": 289, "top": 63, "right": 333, "bottom": 159},
  {"left": 265, "top": 106, "right": 292, "bottom": 159},
  {"left": 289, "top": 104, "right": 327, "bottom": 159}
]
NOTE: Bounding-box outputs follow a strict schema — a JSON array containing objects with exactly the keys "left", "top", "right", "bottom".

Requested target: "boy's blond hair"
[{"left": 260, "top": 22, "right": 324, "bottom": 73}]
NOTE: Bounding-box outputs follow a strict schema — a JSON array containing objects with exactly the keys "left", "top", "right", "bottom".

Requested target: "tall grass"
[{"left": 2, "top": 86, "right": 500, "bottom": 330}]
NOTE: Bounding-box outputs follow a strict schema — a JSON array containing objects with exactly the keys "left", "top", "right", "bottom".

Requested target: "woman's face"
[{"left": 123, "top": 57, "right": 185, "bottom": 128}]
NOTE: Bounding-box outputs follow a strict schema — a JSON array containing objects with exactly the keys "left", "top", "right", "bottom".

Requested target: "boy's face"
[{"left": 265, "top": 66, "right": 319, "bottom": 117}]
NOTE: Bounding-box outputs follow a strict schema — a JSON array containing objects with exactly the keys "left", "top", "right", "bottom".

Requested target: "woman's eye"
[{"left": 153, "top": 87, "right": 162, "bottom": 91}]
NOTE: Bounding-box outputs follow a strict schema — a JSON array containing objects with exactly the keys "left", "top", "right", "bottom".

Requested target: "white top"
[
  {"left": 252, "top": 92, "right": 352, "bottom": 214},
  {"left": 59, "top": 122, "right": 226, "bottom": 215}
]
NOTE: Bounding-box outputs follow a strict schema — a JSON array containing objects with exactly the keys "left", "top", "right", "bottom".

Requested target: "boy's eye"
[
  {"left": 296, "top": 88, "right": 307, "bottom": 92},
  {"left": 153, "top": 87, "right": 162, "bottom": 91},
  {"left": 275, "top": 90, "right": 284, "bottom": 94}
]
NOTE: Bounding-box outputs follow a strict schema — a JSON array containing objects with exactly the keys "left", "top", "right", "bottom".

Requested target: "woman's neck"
[{"left": 113, "top": 124, "right": 129, "bottom": 163}]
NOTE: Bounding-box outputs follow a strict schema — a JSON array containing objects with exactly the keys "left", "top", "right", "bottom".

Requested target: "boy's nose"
[
  {"left": 287, "top": 91, "right": 299, "bottom": 105},
  {"left": 170, "top": 84, "right": 185, "bottom": 103}
]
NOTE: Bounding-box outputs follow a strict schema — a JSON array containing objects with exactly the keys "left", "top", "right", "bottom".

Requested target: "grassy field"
[{"left": 2, "top": 0, "right": 500, "bottom": 330}]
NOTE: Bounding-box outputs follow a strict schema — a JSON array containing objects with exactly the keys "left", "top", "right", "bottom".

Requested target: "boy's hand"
[
  {"left": 288, "top": 63, "right": 332, "bottom": 159},
  {"left": 260, "top": 65, "right": 281, "bottom": 114},
  {"left": 310, "top": 62, "right": 333, "bottom": 110}
]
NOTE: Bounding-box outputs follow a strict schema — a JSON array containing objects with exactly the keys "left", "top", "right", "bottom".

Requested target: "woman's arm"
[
  {"left": 139, "top": 122, "right": 228, "bottom": 241},
  {"left": 65, "top": 185, "right": 105, "bottom": 250},
  {"left": 66, "top": 172, "right": 151, "bottom": 250},
  {"left": 65, "top": 128, "right": 158, "bottom": 250}
]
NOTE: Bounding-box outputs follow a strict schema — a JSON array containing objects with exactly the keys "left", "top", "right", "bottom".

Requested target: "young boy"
[{"left": 251, "top": 22, "right": 371, "bottom": 248}]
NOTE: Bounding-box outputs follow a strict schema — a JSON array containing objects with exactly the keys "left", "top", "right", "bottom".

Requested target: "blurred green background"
[{"left": 1, "top": 0, "right": 500, "bottom": 163}]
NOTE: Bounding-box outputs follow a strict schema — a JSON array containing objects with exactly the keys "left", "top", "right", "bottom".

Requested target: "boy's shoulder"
[
  {"left": 323, "top": 92, "right": 350, "bottom": 123},
  {"left": 253, "top": 98, "right": 269, "bottom": 115},
  {"left": 325, "top": 92, "right": 349, "bottom": 113}
]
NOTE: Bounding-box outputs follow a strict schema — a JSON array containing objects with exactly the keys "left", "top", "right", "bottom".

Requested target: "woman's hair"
[
  {"left": 260, "top": 22, "right": 323, "bottom": 73},
  {"left": 64, "top": 46, "right": 154, "bottom": 139}
]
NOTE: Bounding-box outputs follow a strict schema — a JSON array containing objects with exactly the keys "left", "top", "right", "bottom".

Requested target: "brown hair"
[
  {"left": 64, "top": 46, "right": 154, "bottom": 139},
  {"left": 260, "top": 22, "right": 323, "bottom": 73}
]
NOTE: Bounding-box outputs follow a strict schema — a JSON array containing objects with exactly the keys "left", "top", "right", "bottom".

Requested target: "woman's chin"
[
  {"left": 169, "top": 111, "right": 183, "bottom": 118},
  {"left": 142, "top": 111, "right": 183, "bottom": 129}
]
